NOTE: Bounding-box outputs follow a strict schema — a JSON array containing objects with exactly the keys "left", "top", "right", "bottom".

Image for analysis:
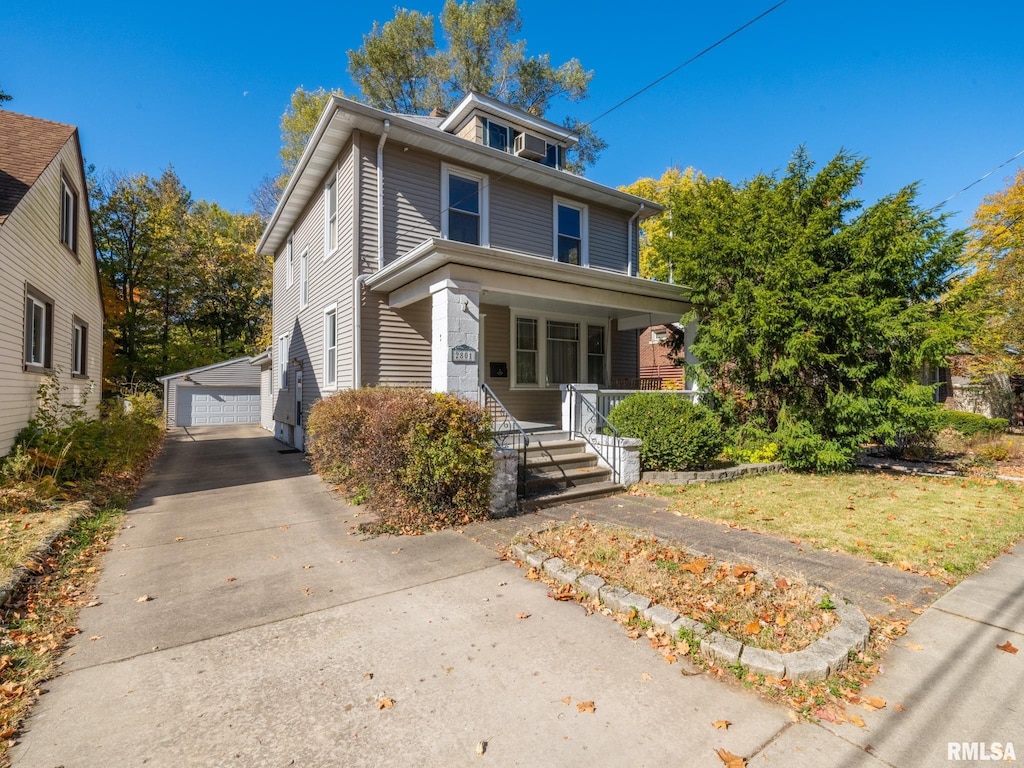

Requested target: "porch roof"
[{"left": 365, "top": 238, "right": 691, "bottom": 328}]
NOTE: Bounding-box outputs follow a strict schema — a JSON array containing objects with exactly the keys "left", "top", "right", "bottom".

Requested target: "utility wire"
[{"left": 931, "top": 148, "right": 1024, "bottom": 212}]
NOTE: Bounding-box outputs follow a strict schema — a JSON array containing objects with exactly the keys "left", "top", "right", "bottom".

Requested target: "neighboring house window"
[
  {"left": 286, "top": 235, "right": 293, "bottom": 289},
  {"left": 323, "top": 306, "right": 337, "bottom": 388},
  {"left": 515, "top": 317, "right": 538, "bottom": 385},
  {"left": 24, "top": 287, "right": 54, "bottom": 370},
  {"left": 554, "top": 199, "right": 587, "bottom": 266},
  {"left": 587, "top": 325, "right": 605, "bottom": 385},
  {"left": 650, "top": 328, "right": 668, "bottom": 344},
  {"left": 60, "top": 177, "right": 77, "bottom": 253},
  {"left": 299, "top": 249, "right": 309, "bottom": 309},
  {"left": 547, "top": 321, "right": 579, "bottom": 385},
  {"left": 278, "top": 334, "right": 290, "bottom": 388},
  {"left": 324, "top": 179, "right": 337, "bottom": 256},
  {"left": 72, "top": 318, "right": 88, "bottom": 376},
  {"left": 442, "top": 165, "right": 488, "bottom": 246}
]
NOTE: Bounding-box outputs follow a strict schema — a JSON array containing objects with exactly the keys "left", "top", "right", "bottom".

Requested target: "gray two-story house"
[{"left": 257, "top": 92, "right": 689, "bottom": 451}]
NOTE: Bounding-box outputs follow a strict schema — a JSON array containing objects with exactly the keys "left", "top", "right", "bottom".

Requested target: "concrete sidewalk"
[
  {"left": 10, "top": 427, "right": 790, "bottom": 768},
  {"left": 467, "top": 492, "right": 1024, "bottom": 767}
]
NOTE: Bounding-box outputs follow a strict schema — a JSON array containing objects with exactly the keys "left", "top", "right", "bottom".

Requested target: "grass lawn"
[
  {"left": 0, "top": 492, "right": 80, "bottom": 586},
  {"left": 651, "top": 471, "right": 1024, "bottom": 582}
]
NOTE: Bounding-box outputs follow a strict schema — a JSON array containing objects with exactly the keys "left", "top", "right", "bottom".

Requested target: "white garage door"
[{"left": 177, "top": 387, "right": 261, "bottom": 426}]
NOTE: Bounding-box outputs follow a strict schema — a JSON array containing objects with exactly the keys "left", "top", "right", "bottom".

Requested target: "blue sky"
[{"left": 6, "top": 1, "right": 1023, "bottom": 231}]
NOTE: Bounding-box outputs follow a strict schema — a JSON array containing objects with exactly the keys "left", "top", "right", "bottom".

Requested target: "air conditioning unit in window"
[{"left": 514, "top": 132, "right": 547, "bottom": 160}]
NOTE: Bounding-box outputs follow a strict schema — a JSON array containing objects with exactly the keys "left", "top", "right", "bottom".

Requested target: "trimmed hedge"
[
  {"left": 607, "top": 393, "right": 724, "bottom": 471},
  {"left": 306, "top": 388, "right": 493, "bottom": 532},
  {"left": 937, "top": 410, "right": 1008, "bottom": 438}
]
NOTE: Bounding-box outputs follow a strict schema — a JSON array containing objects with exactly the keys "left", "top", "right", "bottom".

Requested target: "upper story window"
[
  {"left": 442, "top": 164, "right": 488, "bottom": 246},
  {"left": 278, "top": 334, "right": 290, "bottom": 388},
  {"left": 481, "top": 117, "right": 563, "bottom": 170},
  {"left": 324, "top": 178, "right": 338, "bottom": 256},
  {"left": 554, "top": 199, "right": 587, "bottom": 266},
  {"left": 650, "top": 328, "right": 668, "bottom": 344},
  {"left": 323, "top": 306, "right": 337, "bottom": 388},
  {"left": 59, "top": 177, "right": 77, "bottom": 253}
]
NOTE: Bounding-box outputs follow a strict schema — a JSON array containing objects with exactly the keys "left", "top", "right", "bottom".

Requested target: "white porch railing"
[{"left": 594, "top": 388, "right": 699, "bottom": 420}]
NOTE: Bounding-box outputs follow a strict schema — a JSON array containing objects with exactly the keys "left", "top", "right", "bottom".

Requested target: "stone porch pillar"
[{"left": 430, "top": 279, "right": 481, "bottom": 402}]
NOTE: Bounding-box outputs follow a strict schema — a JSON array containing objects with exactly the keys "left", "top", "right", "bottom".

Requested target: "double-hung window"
[
  {"left": 554, "top": 199, "right": 587, "bottom": 266},
  {"left": 324, "top": 179, "right": 337, "bottom": 256},
  {"left": 24, "top": 287, "right": 54, "bottom": 370},
  {"left": 72, "top": 318, "right": 88, "bottom": 376},
  {"left": 278, "top": 334, "right": 290, "bottom": 388},
  {"left": 60, "top": 178, "right": 77, "bottom": 253},
  {"left": 513, "top": 313, "right": 607, "bottom": 388},
  {"left": 286, "top": 235, "right": 294, "bottom": 288},
  {"left": 442, "top": 165, "right": 487, "bottom": 246},
  {"left": 515, "top": 317, "right": 538, "bottom": 385},
  {"left": 323, "top": 307, "right": 337, "bottom": 388}
]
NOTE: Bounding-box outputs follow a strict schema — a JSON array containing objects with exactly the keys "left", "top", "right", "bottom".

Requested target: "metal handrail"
[
  {"left": 480, "top": 383, "right": 530, "bottom": 497},
  {"left": 565, "top": 383, "right": 621, "bottom": 484}
]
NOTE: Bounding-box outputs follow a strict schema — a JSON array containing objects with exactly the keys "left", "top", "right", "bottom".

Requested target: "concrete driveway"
[{"left": 11, "top": 426, "right": 791, "bottom": 767}]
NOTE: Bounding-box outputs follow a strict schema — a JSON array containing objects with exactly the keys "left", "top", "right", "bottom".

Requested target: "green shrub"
[
  {"left": 772, "top": 414, "right": 852, "bottom": 473},
  {"left": 306, "top": 388, "right": 493, "bottom": 532},
  {"left": 606, "top": 394, "right": 724, "bottom": 471},
  {"left": 723, "top": 422, "right": 780, "bottom": 464},
  {"left": 937, "top": 410, "right": 1008, "bottom": 439},
  {"left": 871, "top": 383, "right": 941, "bottom": 458}
]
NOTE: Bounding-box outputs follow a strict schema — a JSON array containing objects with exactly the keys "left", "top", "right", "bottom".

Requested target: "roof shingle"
[{"left": 0, "top": 110, "right": 76, "bottom": 225}]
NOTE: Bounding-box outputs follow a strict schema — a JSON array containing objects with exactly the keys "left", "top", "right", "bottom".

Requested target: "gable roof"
[
  {"left": 0, "top": 110, "right": 76, "bottom": 225},
  {"left": 157, "top": 356, "right": 255, "bottom": 383}
]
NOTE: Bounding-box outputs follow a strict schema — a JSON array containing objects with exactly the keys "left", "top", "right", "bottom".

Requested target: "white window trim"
[
  {"left": 285, "top": 235, "right": 293, "bottom": 289},
  {"left": 553, "top": 197, "right": 588, "bottom": 267},
  {"left": 25, "top": 291, "right": 52, "bottom": 369},
  {"left": 650, "top": 329, "right": 668, "bottom": 344},
  {"left": 509, "top": 308, "right": 609, "bottom": 390},
  {"left": 278, "top": 334, "right": 290, "bottom": 389},
  {"left": 60, "top": 177, "right": 77, "bottom": 253},
  {"left": 72, "top": 318, "right": 87, "bottom": 376},
  {"left": 323, "top": 304, "right": 338, "bottom": 390},
  {"left": 441, "top": 162, "right": 489, "bottom": 246},
  {"left": 299, "top": 248, "right": 309, "bottom": 310},
  {"left": 324, "top": 176, "right": 338, "bottom": 260}
]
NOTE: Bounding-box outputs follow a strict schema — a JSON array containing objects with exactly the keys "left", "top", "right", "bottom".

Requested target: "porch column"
[{"left": 430, "top": 279, "right": 482, "bottom": 402}]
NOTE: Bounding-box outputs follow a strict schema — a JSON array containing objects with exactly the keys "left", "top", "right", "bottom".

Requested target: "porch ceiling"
[{"left": 365, "top": 238, "right": 690, "bottom": 321}]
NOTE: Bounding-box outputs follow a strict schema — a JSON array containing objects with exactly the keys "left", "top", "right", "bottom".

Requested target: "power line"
[
  {"left": 932, "top": 148, "right": 1024, "bottom": 211},
  {"left": 585, "top": 0, "right": 790, "bottom": 127}
]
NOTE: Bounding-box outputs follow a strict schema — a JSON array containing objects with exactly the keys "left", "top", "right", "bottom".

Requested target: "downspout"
[
  {"left": 354, "top": 119, "right": 391, "bottom": 389},
  {"left": 627, "top": 203, "right": 644, "bottom": 277},
  {"left": 376, "top": 119, "right": 391, "bottom": 270}
]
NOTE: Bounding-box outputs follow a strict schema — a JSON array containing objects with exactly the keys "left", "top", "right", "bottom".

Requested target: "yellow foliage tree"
[
  {"left": 620, "top": 167, "right": 702, "bottom": 281},
  {"left": 964, "top": 167, "right": 1024, "bottom": 376}
]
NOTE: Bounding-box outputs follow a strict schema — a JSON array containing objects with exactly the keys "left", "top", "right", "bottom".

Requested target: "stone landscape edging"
[
  {"left": 641, "top": 462, "right": 783, "bottom": 485},
  {"left": 510, "top": 540, "right": 870, "bottom": 682}
]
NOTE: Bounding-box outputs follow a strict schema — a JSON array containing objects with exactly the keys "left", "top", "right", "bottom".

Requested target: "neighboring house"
[
  {"left": 157, "top": 357, "right": 262, "bottom": 428},
  {"left": 0, "top": 110, "right": 104, "bottom": 456},
  {"left": 630, "top": 323, "right": 687, "bottom": 389},
  {"left": 257, "top": 93, "right": 689, "bottom": 448}
]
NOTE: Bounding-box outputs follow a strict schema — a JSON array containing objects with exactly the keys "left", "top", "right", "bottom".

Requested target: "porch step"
[
  {"left": 524, "top": 452, "right": 597, "bottom": 472},
  {"left": 524, "top": 438, "right": 590, "bottom": 460},
  {"left": 523, "top": 480, "right": 624, "bottom": 509},
  {"left": 524, "top": 464, "right": 612, "bottom": 495}
]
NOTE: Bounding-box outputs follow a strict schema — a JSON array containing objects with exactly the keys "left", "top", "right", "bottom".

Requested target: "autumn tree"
[
  {"left": 262, "top": 0, "right": 602, "bottom": 202},
  {"left": 0, "top": 83, "right": 11, "bottom": 106},
  {"left": 963, "top": 167, "right": 1024, "bottom": 378},
  {"left": 621, "top": 167, "right": 701, "bottom": 281},
  {"left": 647, "top": 148, "right": 969, "bottom": 470}
]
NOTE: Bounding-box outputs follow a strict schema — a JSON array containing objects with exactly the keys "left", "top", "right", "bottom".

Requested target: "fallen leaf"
[
  {"left": 861, "top": 697, "right": 886, "bottom": 711},
  {"left": 226, "top": 577, "right": 237, "bottom": 583},
  {"left": 516, "top": 612, "right": 531, "bottom": 619},
  {"left": 476, "top": 741, "right": 486, "bottom": 755},
  {"left": 576, "top": 700, "right": 596, "bottom": 713},
  {"left": 732, "top": 564, "right": 756, "bottom": 578},
  {"left": 302, "top": 564, "right": 313, "bottom": 570},
  {"left": 894, "top": 703, "right": 906, "bottom": 712},
  {"left": 362, "top": 672, "right": 374, "bottom": 680},
  {"left": 775, "top": 577, "right": 790, "bottom": 590},
  {"left": 744, "top": 620, "right": 761, "bottom": 635},
  {"left": 679, "top": 558, "right": 710, "bottom": 574},
  {"left": 135, "top": 595, "right": 153, "bottom": 603},
  {"left": 561, "top": 696, "right": 572, "bottom": 706},
  {"left": 997, "top": 640, "right": 1018, "bottom": 654},
  {"left": 376, "top": 697, "right": 395, "bottom": 710},
  {"left": 640, "top": 672, "right": 652, "bottom": 682},
  {"left": 848, "top": 714, "right": 866, "bottom": 728},
  {"left": 715, "top": 747, "right": 745, "bottom": 767},
  {"left": 301, "top": 587, "right": 312, "bottom": 597},
  {"left": 88, "top": 635, "right": 102, "bottom": 641},
  {"left": 712, "top": 720, "right": 731, "bottom": 730},
  {"left": 173, "top": 537, "right": 185, "bottom": 542},
  {"left": 905, "top": 642, "right": 923, "bottom": 651}
]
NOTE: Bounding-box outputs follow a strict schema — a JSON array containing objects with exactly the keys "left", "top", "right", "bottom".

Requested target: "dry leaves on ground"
[
  {"left": 376, "top": 697, "right": 395, "bottom": 710},
  {"left": 996, "top": 640, "right": 1018, "bottom": 654},
  {"left": 715, "top": 747, "right": 745, "bottom": 767},
  {"left": 576, "top": 700, "right": 596, "bottom": 714}
]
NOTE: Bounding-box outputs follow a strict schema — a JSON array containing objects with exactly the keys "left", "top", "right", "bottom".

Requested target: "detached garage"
[{"left": 158, "top": 357, "right": 262, "bottom": 428}]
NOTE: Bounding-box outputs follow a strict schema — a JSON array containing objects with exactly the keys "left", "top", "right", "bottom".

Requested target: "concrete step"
[
  {"left": 524, "top": 452, "right": 597, "bottom": 472},
  {"left": 524, "top": 439, "right": 589, "bottom": 459},
  {"left": 524, "top": 464, "right": 611, "bottom": 495},
  {"left": 523, "top": 480, "right": 624, "bottom": 509}
]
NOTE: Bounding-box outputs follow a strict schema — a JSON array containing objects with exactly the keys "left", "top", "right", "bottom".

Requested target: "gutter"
[
  {"left": 627, "top": 203, "right": 645, "bottom": 278},
  {"left": 377, "top": 119, "right": 391, "bottom": 270}
]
